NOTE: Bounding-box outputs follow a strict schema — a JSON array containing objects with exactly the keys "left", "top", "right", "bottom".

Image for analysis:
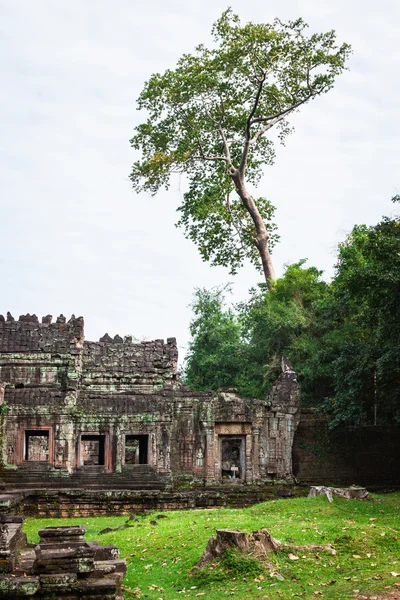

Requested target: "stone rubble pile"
[{"left": 0, "top": 517, "right": 126, "bottom": 598}]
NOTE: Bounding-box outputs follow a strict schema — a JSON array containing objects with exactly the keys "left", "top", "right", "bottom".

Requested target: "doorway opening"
[
  {"left": 220, "top": 436, "right": 245, "bottom": 480},
  {"left": 80, "top": 435, "right": 105, "bottom": 466},
  {"left": 125, "top": 435, "right": 148, "bottom": 465},
  {"left": 24, "top": 430, "right": 49, "bottom": 462}
]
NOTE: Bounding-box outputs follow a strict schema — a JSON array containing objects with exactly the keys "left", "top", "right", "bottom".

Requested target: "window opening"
[{"left": 25, "top": 430, "right": 49, "bottom": 461}]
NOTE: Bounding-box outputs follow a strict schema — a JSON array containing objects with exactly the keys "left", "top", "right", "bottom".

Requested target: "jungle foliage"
[{"left": 184, "top": 213, "right": 400, "bottom": 427}]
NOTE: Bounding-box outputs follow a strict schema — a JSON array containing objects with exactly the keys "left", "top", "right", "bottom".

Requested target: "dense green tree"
[
  {"left": 185, "top": 213, "right": 400, "bottom": 427},
  {"left": 185, "top": 261, "right": 327, "bottom": 399},
  {"left": 130, "top": 10, "right": 351, "bottom": 287},
  {"left": 184, "top": 286, "right": 243, "bottom": 391},
  {"left": 237, "top": 261, "right": 328, "bottom": 398},
  {"left": 319, "top": 215, "right": 400, "bottom": 426}
]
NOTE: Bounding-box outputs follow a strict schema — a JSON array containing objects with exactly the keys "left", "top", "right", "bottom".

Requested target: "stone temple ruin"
[{"left": 0, "top": 313, "right": 300, "bottom": 500}]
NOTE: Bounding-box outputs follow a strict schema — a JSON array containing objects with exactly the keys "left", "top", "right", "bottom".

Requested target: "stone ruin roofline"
[
  {"left": 0, "top": 312, "right": 177, "bottom": 346},
  {"left": 0, "top": 312, "right": 82, "bottom": 325}
]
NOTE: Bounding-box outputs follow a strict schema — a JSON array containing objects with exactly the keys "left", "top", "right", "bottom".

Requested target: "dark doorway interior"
[
  {"left": 25, "top": 430, "right": 49, "bottom": 461},
  {"left": 125, "top": 435, "right": 148, "bottom": 465},
  {"left": 80, "top": 435, "right": 105, "bottom": 466},
  {"left": 220, "top": 437, "right": 244, "bottom": 480}
]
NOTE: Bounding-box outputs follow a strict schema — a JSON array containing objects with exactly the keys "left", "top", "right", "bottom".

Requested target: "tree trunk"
[{"left": 232, "top": 174, "right": 276, "bottom": 288}]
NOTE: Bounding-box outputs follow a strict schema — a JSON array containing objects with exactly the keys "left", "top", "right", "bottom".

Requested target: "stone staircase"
[
  {"left": 69, "top": 466, "right": 169, "bottom": 490},
  {"left": 0, "top": 464, "right": 67, "bottom": 490},
  {"left": 0, "top": 464, "right": 170, "bottom": 491}
]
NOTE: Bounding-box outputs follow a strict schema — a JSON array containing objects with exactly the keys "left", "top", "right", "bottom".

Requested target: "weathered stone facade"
[{"left": 0, "top": 313, "right": 300, "bottom": 490}]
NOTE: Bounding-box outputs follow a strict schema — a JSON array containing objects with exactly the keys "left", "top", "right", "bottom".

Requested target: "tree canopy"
[
  {"left": 184, "top": 212, "right": 400, "bottom": 427},
  {"left": 130, "top": 9, "right": 351, "bottom": 286}
]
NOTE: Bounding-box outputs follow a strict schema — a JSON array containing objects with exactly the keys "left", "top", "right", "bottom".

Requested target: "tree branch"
[
  {"left": 216, "top": 98, "right": 233, "bottom": 167},
  {"left": 192, "top": 128, "right": 230, "bottom": 164},
  {"left": 192, "top": 155, "right": 230, "bottom": 163},
  {"left": 225, "top": 194, "right": 247, "bottom": 253},
  {"left": 239, "top": 73, "right": 266, "bottom": 179},
  {"left": 250, "top": 116, "right": 284, "bottom": 144},
  {"left": 250, "top": 89, "right": 317, "bottom": 129}
]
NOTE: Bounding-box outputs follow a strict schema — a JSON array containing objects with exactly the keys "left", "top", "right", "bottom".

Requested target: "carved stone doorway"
[
  {"left": 219, "top": 436, "right": 245, "bottom": 481},
  {"left": 125, "top": 435, "right": 149, "bottom": 465}
]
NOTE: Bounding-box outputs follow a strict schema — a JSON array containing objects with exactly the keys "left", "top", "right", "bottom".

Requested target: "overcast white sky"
[{"left": 1, "top": 0, "right": 399, "bottom": 360}]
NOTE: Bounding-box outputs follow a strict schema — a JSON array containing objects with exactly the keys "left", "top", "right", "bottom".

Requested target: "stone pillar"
[
  {"left": 0, "top": 383, "right": 7, "bottom": 466},
  {"left": 245, "top": 434, "right": 253, "bottom": 483},
  {"left": 114, "top": 423, "right": 123, "bottom": 473},
  {"left": 150, "top": 431, "right": 158, "bottom": 471},
  {"left": 204, "top": 425, "right": 216, "bottom": 482},
  {"left": 252, "top": 427, "right": 261, "bottom": 482}
]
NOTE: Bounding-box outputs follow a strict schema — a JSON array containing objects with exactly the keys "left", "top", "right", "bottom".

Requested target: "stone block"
[
  {"left": 90, "top": 543, "right": 120, "bottom": 561},
  {"left": 0, "top": 576, "right": 40, "bottom": 597},
  {"left": 74, "top": 577, "right": 117, "bottom": 597},
  {"left": 34, "top": 543, "right": 95, "bottom": 574},
  {"left": 39, "top": 572, "right": 78, "bottom": 591},
  {"left": 38, "top": 526, "right": 86, "bottom": 544}
]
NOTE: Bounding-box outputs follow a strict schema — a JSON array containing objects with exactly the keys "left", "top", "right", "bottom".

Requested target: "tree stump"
[
  {"left": 196, "top": 529, "right": 281, "bottom": 568},
  {"left": 195, "top": 528, "right": 336, "bottom": 570}
]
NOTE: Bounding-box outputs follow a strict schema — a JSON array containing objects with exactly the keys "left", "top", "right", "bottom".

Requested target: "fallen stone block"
[
  {"left": 34, "top": 543, "right": 95, "bottom": 574},
  {"left": 38, "top": 526, "right": 86, "bottom": 544},
  {"left": 308, "top": 486, "right": 369, "bottom": 502},
  {"left": 0, "top": 518, "right": 126, "bottom": 599},
  {"left": 39, "top": 572, "right": 78, "bottom": 592},
  {"left": 74, "top": 577, "right": 117, "bottom": 598},
  {"left": 0, "top": 575, "right": 40, "bottom": 597},
  {"left": 0, "top": 520, "right": 27, "bottom": 573},
  {"left": 93, "top": 559, "right": 127, "bottom": 581},
  {"left": 88, "top": 542, "right": 120, "bottom": 561}
]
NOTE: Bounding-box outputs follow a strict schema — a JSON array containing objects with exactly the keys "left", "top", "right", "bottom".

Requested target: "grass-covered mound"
[{"left": 24, "top": 493, "right": 400, "bottom": 599}]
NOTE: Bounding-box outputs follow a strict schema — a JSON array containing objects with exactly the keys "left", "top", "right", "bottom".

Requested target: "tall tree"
[{"left": 130, "top": 10, "right": 351, "bottom": 288}]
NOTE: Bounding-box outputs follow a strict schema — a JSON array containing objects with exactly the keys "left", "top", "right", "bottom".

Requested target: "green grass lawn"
[{"left": 23, "top": 493, "right": 400, "bottom": 600}]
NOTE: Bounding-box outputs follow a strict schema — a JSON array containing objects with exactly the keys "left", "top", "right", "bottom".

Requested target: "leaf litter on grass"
[{"left": 22, "top": 492, "right": 400, "bottom": 600}]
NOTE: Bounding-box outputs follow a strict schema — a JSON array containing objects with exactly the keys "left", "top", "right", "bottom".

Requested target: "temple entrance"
[
  {"left": 219, "top": 436, "right": 245, "bottom": 481},
  {"left": 24, "top": 430, "right": 49, "bottom": 462},
  {"left": 125, "top": 435, "right": 148, "bottom": 465},
  {"left": 80, "top": 435, "right": 105, "bottom": 466}
]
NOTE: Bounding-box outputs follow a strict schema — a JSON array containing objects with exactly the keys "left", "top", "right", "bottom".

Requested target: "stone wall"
[
  {"left": 82, "top": 337, "right": 178, "bottom": 394},
  {"left": 293, "top": 409, "right": 400, "bottom": 486},
  {"left": 0, "top": 313, "right": 84, "bottom": 355},
  {"left": 2, "top": 313, "right": 399, "bottom": 492},
  {"left": 0, "top": 314, "right": 301, "bottom": 488}
]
